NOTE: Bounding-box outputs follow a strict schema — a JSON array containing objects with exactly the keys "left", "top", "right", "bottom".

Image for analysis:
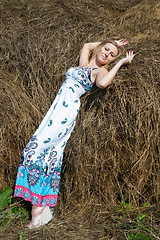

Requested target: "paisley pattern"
[
  {"left": 14, "top": 66, "right": 94, "bottom": 207},
  {"left": 48, "top": 120, "right": 53, "bottom": 127}
]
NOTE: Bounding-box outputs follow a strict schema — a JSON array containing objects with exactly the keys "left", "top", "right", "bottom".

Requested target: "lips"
[
  {"left": 101, "top": 55, "right": 107, "bottom": 60},
  {"left": 101, "top": 55, "right": 108, "bottom": 61}
]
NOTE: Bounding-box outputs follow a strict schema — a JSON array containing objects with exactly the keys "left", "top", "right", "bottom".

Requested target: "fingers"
[
  {"left": 126, "top": 50, "right": 136, "bottom": 56},
  {"left": 115, "top": 38, "right": 128, "bottom": 46},
  {"left": 126, "top": 50, "right": 136, "bottom": 63},
  {"left": 121, "top": 49, "right": 136, "bottom": 65},
  {"left": 119, "top": 38, "right": 128, "bottom": 46}
]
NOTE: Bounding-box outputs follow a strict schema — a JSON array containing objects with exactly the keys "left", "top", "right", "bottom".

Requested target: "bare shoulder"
[
  {"left": 92, "top": 67, "right": 108, "bottom": 86},
  {"left": 98, "top": 67, "right": 108, "bottom": 73},
  {"left": 92, "top": 67, "right": 108, "bottom": 84}
]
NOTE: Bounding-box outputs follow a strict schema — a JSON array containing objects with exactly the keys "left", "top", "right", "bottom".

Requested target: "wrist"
[{"left": 117, "top": 59, "right": 123, "bottom": 67}]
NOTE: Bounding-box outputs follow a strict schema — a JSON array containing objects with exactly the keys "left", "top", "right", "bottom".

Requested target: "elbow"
[
  {"left": 83, "top": 43, "right": 93, "bottom": 51},
  {"left": 96, "top": 81, "right": 108, "bottom": 89},
  {"left": 83, "top": 43, "right": 90, "bottom": 49}
]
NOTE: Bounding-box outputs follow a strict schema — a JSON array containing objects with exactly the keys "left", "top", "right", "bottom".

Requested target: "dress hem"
[{"left": 14, "top": 185, "right": 58, "bottom": 207}]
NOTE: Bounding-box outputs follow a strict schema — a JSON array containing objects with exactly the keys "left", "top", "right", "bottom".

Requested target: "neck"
[{"left": 87, "top": 58, "right": 102, "bottom": 68}]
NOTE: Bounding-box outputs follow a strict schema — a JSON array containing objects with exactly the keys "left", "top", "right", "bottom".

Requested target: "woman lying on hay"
[{"left": 14, "top": 39, "right": 136, "bottom": 229}]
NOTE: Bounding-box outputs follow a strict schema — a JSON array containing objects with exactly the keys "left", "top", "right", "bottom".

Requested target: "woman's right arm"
[{"left": 79, "top": 42, "right": 101, "bottom": 67}]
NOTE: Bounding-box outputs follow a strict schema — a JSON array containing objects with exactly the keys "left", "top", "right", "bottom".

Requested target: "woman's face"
[{"left": 96, "top": 43, "right": 118, "bottom": 66}]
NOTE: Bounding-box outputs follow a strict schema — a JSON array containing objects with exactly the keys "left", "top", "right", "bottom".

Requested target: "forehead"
[{"left": 103, "top": 43, "right": 118, "bottom": 55}]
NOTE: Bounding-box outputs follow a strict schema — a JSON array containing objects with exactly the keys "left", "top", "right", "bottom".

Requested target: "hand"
[
  {"left": 120, "top": 50, "right": 136, "bottom": 65},
  {"left": 115, "top": 38, "right": 128, "bottom": 46}
]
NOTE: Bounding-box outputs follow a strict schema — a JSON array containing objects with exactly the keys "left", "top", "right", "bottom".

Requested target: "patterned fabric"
[{"left": 14, "top": 66, "right": 94, "bottom": 207}]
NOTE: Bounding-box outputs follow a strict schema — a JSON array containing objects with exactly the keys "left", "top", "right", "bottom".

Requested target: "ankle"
[{"left": 32, "top": 206, "right": 45, "bottom": 218}]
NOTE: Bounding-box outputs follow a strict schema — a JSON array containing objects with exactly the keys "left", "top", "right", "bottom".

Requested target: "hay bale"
[{"left": 0, "top": 0, "right": 160, "bottom": 210}]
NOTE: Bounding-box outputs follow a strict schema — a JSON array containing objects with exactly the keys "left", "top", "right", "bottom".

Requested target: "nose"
[{"left": 105, "top": 52, "right": 109, "bottom": 57}]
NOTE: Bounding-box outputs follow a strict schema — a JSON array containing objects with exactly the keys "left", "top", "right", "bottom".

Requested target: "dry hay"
[
  {"left": 0, "top": 0, "right": 160, "bottom": 238},
  {"left": 0, "top": 204, "right": 159, "bottom": 240}
]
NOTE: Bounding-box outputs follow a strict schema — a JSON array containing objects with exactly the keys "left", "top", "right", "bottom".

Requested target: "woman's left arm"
[{"left": 96, "top": 50, "right": 136, "bottom": 89}]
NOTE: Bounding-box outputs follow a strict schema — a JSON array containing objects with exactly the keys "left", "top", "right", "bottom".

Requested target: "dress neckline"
[{"left": 76, "top": 66, "right": 97, "bottom": 70}]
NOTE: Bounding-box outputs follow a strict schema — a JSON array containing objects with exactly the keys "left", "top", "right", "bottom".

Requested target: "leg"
[
  {"left": 28, "top": 205, "right": 45, "bottom": 229},
  {"left": 28, "top": 205, "right": 53, "bottom": 229}
]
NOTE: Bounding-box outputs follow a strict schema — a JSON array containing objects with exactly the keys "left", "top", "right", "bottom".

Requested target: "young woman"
[{"left": 14, "top": 39, "right": 135, "bottom": 228}]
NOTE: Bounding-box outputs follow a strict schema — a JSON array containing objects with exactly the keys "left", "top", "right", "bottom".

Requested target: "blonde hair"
[{"left": 91, "top": 39, "right": 124, "bottom": 69}]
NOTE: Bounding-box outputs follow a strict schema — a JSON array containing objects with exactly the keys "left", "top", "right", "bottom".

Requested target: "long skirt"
[{"left": 14, "top": 78, "right": 81, "bottom": 207}]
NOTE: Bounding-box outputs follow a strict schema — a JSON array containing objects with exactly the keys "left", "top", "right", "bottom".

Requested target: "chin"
[{"left": 100, "top": 60, "right": 109, "bottom": 65}]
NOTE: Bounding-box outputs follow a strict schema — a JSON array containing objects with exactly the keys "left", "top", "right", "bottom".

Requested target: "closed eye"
[{"left": 105, "top": 48, "right": 115, "bottom": 57}]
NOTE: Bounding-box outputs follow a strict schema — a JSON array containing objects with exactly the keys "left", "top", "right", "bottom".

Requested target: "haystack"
[{"left": 1, "top": 0, "right": 160, "bottom": 228}]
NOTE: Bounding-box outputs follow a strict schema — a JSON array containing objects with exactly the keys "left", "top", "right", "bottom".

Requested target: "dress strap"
[{"left": 92, "top": 68, "right": 98, "bottom": 70}]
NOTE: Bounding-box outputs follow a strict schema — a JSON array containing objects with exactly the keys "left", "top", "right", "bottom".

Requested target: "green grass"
[
  {"left": 114, "top": 199, "right": 158, "bottom": 240},
  {"left": 0, "top": 187, "right": 29, "bottom": 230}
]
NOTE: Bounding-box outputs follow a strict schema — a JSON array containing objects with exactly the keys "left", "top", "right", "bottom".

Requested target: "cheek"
[
  {"left": 98, "top": 48, "right": 103, "bottom": 55},
  {"left": 109, "top": 57, "right": 116, "bottom": 62},
  {"left": 96, "top": 51, "right": 101, "bottom": 60}
]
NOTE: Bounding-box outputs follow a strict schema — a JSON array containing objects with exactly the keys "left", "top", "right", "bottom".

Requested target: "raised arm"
[
  {"left": 96, "top": 50, "right": 136, "bottom": 89},
  {"left": 79, "top": 42, "right": 101, "bottom": 67}
]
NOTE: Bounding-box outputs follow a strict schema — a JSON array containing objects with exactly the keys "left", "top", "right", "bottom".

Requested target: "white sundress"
[{"left": 14, "top": 66, "right": 95, "bottom": 207}]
